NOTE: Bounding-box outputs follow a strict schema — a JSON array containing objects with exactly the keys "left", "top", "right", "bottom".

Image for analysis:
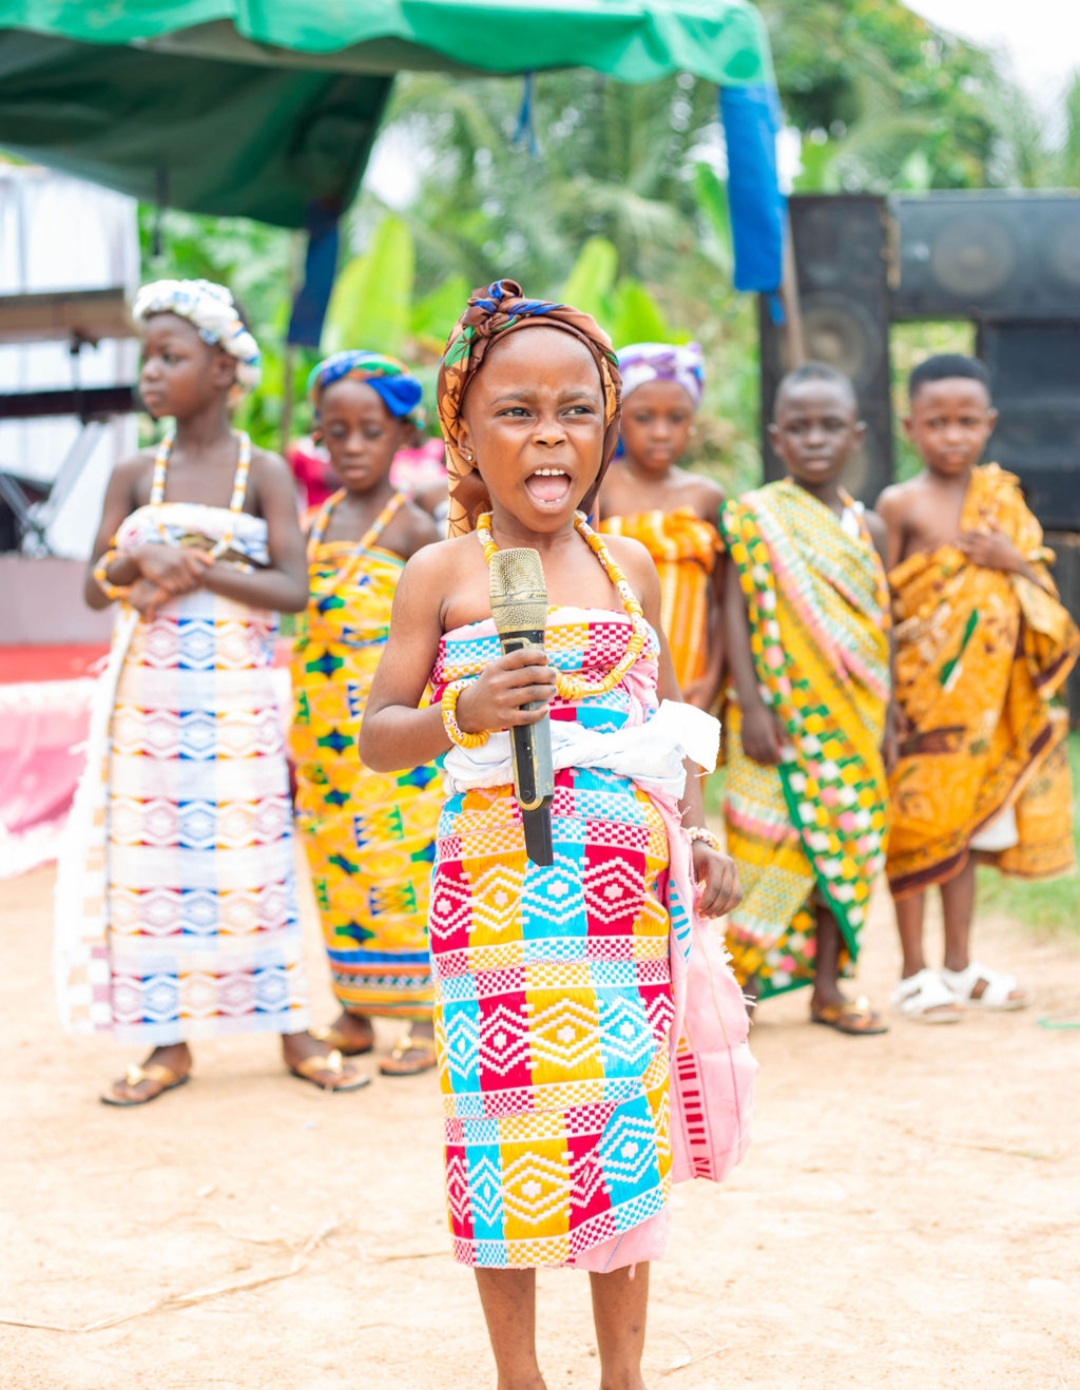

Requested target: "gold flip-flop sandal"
[
  {"left": 811, "top": 995, "right": 889, "bottom": 1036},
  {"left": 101, "top": 1061, "right": 191, "bottom": 1107},
  {"left": 378, "top": 1029, "right": 439, "bottom": 1078},
  {"left": 289, "top": 1048, "right": 371, "bottom": 1092}
]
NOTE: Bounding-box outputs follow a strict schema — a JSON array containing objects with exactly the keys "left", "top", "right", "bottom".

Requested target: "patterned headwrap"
[
  {"left": 437, "top": 279, "right": 621, "bottom": 537},
  {"left": 307, "top": 350, "right": 425, "bottom": 427},
  {"left": 132, "top": 278, "right": 261, "bottom": 396},
  {"left": 617, "top": 341, "right": 705, "bottom": 409}
]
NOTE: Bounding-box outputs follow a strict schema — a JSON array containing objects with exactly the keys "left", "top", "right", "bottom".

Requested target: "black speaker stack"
[
  {"left": 758, "top": 189, "right": 1080, "bottom": 720},
  {"left": 893, "top": 192, "right": 1080, "bottom": 530}
]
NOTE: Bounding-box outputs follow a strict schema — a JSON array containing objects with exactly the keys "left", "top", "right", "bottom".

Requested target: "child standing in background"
[
  {"left": 719, "top": 362, "right": 893, "bottom": 1034},
  {"left": 290, "top": 352, "right": 442, "bottom": 1075},
  {"left": 56, "top": 280, "right": 366, "bottom": 1102},
  {"left": 877, "top": 354, "right": 1079, "bottom": 1019},
  {"left": 599, "top": 342, "right": 725, "bottom": 709}
]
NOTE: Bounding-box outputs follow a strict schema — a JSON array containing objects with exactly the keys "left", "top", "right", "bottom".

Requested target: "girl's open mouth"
[{"left": 524, "top": 468, "right": 573, "bottom": 506}]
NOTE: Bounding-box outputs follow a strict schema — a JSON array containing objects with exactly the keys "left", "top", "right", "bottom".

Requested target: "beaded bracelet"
[
  {"left": 686, "top": 826, "right": 724, "bottom": 855},
  {"left": 441, "top": 680, "right": 490, "bottom": 749},
  {"left": 92, "top": 547, "right": 133, "bottom": 602}
]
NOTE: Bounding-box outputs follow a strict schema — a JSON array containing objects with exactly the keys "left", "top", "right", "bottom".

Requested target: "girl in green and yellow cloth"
[{"left": 290, "top": 351, "right": 442, "bottom": 1075}]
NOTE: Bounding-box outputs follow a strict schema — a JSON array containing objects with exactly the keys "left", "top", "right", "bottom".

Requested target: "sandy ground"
[{"left": 2, "top": 857, "right": 1079, "bottom": 1390}]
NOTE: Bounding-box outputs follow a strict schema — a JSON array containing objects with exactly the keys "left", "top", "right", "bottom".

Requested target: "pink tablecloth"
[{"left": 0, "top": 678, "right": 95, "bottom": 878}]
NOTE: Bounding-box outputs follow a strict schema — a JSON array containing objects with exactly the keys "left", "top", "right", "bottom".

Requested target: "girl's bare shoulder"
[
  {"left": 248, "top": 444, "right": 294, "bottom": 486},
  {"left": 676, "top": 468, "right": 725, "bottom": 518},
  {"left": 107, "top": 448, "right": 158, "bottom": 508},
  {"left": 401, "top": 531, "right": 479, "bottom": 582},
  {"left": 113, "top": 446, "right": 158, "bottom": 482},
  {"left": 601, "top": 531, "right": 661, "bottom": 592},
  {"left": 382, "top": 498, "right": 442, "bottom": 560}
]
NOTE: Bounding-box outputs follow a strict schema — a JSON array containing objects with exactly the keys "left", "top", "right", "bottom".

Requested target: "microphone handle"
[{"left": 500, "top": 631, "right": 555, "bottom": 866}]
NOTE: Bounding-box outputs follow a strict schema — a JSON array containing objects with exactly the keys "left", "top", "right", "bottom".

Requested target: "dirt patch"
[{"left": 2, "top": 862, "right": 1078, "bottom": 1389}]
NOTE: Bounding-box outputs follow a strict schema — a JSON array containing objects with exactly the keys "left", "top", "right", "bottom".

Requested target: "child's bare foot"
[
  {"left": 379, "top": 1020, "right": 438, "bottom": 1077},
  {"left": 102, "top": 1042, "right": 192, "bottom": 1106},
  {"left": 811, "top": 986, "right": 888, "bottom": 1035},
  {"left": 282, "top": 1031, "right": 371, "bottom": 1091},
  {"left": 598, "top": 1373, "right": 647, "bottom": 1390},
  {"left": 312, "top": 1010, "right": 375, "bottom": 1056}
]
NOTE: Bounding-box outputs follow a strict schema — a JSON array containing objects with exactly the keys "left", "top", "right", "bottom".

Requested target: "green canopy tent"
[{"left": 0, "top": 1, "right": 784, "bottom": 339}]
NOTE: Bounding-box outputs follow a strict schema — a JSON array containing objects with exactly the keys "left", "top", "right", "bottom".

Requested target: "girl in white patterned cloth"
[{"left": 56, "top": 279, "right": 367, "bottom": 1104}]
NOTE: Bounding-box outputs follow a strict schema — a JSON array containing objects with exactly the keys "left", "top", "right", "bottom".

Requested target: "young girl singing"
[
  {"left": 56, "top": 279, "right": 366, "bottom": 1103},
  {"left": 360, "top": 282, "right": 754, "bottom": 1389},
  {"left": 290, "top": 351, "right": 442, "bottom": 1075}
]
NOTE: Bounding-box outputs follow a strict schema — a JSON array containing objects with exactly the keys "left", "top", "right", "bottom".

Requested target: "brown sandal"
[
  {"left": 289, "top": 1048, "right": 371, "bottom": 1092},
  {"left": 811, "top": 995, "right": 888, "bottom": 1036},
  {"left": 378, "top": 1028, "right": 439, "bottom": 1078},
  {"left": 101, "top": 1061, "right": 191, "bottom": 1107}
]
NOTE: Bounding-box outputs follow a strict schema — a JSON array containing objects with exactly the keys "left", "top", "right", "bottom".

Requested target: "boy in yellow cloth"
[
  {"left": 290, "top": 351, "right": 443, "bottom": 1074},
  {"left": 719, "top": 363, "right": 894, "bottom": 1034},
  {"left": 599, "top": 342, "right": 725, "bottom": 708},
  {"left": 877, "top": 354, "right": 1079, "bottom": 1020}
]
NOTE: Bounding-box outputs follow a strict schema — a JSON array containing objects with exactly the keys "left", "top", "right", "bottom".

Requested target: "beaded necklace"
[
  {"left": 307, "top": 487, "right": 408, "bottom": 568},
  {"left": 151, "top": 429, "right": 252, "bottom": 559},
  {"left": 475, "top": 510, "right": 650, "bottom": 702}
]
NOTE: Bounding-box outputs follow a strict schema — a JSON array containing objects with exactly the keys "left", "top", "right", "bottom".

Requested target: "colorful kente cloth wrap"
[
  {"left": 307, "top": 350, "right": 425, "bottom": 427},
  {"left": 431, "top": 610, "right": 679, "bottom": 1268},
  {"left": 437, "top": 279, "right": 622, "bottom": 538},
  {"left": 54, "top": 502, "right": 308, "bottom": 1042},
  {"left": 718, "top": 480, "right": 891, "bottom": 998},
  {"left": 887, "top": 464, "right": 1080, "bottom": 897},
  {"left": 290, "top": 490, "right": 440, "bottom": 1019},
  {"left": 600, "top": 508, "right": 720, "bottom": 692}
]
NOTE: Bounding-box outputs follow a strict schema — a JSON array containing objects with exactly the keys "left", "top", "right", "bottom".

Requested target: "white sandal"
[
  {"left": 940, "top": 961, "right": 1028, "bottom": 1011},
  {"left": 890, "top": 968, "right": 963, "bottom": 1023}
]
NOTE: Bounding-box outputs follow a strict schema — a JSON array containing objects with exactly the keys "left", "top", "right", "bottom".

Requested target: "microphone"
[{"left": 488, "top": 547, "right": 555, "bottom": 866}]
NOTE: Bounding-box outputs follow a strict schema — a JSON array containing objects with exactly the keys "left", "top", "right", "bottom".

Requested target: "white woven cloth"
[{"left": 442, "top": 697, "right": 720, "bottom": 797}]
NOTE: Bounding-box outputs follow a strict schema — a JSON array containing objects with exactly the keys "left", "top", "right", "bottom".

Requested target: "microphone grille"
[{"left": 489, "top": 547, "right": 548, "bottom": 635}]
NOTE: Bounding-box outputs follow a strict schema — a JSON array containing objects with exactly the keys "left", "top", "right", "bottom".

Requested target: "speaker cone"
[
  {"left": 930, "top": 217, "right": 1015, "bottom": 297},
  {"left": 801, "top": 296, "right": 883, "bottom": 387}
]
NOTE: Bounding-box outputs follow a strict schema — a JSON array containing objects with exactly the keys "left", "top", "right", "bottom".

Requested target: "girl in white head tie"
[
  {"left": 56, "top": 278, "right": 371, "bottom": 1104},
  {"left": 132, "top": 278, "right": 261, "bottom": 403}
]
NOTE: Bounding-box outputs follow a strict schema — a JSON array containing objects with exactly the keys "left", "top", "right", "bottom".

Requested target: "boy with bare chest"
[{"left": 876, "top": 354, "right": 1079, "bottom": 1020}]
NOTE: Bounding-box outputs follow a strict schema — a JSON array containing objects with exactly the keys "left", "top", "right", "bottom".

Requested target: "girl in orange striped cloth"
[
  {"left": 598, "top": 342, "right": 725, "bottom": 709},
  {"left": 289, "top": 351, "right": 443, "bottom": 1076}
]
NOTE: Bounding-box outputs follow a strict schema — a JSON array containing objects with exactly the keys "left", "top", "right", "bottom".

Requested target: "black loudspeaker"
[
  {"left": 759, "top": 194, "right": 893, "bottom": 504},
  {"left": 978, "top": 321, "right": 1080, "bottom": 530},
  {"left": 894, "top": 193, "right": 1080, "bottom": 321}
]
